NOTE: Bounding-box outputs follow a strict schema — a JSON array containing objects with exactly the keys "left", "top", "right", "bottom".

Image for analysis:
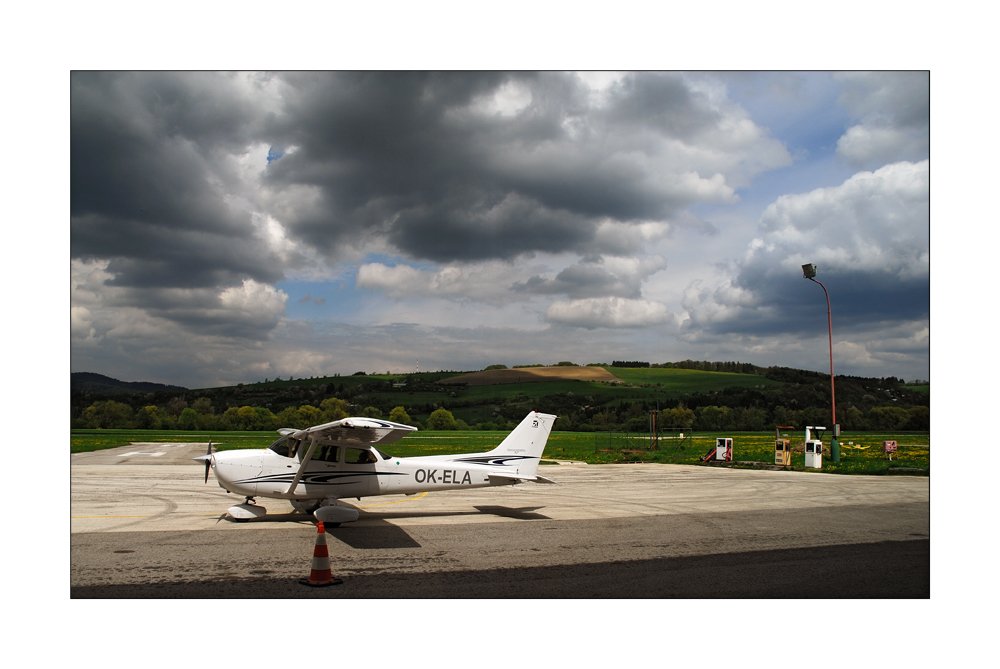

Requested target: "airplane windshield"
[
  {"left": 376, "top": 448, "right": 391, "bottom": 461},
  {"left": 268, "top": 436, "right": 290, "bottom": 457}
]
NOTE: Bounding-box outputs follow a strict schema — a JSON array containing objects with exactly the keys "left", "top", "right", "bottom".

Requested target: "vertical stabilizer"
[{"left": 488, "top": 411, "right": 557, "bottom": 476}]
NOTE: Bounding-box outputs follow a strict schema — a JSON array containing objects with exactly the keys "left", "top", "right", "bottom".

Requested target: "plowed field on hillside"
[{"left": 437, "top": 366, "right": 619, "bottom": 386}]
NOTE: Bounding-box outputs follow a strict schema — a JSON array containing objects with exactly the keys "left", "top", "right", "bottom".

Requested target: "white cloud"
[
  {"left": 70, "top": 306, "right": 96, "bottom": 343},
  {"left": 834, "top": 72, "right": 928, "bottom": 169},
  {"left": 72, "top": 257, "right": 290, "bottom": 348},
  {"left": 836, "top": 124, "right": 928, "bottom": 170},
  {"left": 356, "top": 261, "right": 536, "bottom": 305},
  {"left": 218, "top": 278, "right": 288, "bottom": 318},
  {"left": 592, "top": 220, "right": 673, "bottom": 255},
  {"left": 359, "top": 253, "right": 671, "bottom": 306},
  {"left": 681, "top": 278, "right": 762, "bottom": 327},
  {"left": 757, "top": 160, "right": 929, "bottom": 277},
  {"left": 545, "top": 297, "right": 673, "bottom": 329},
  {"left": 516, "top": 254, "right": 668, "bottom": 300},
  {"left": 682, "top": 160, "right": 929, "bottom": 336}
]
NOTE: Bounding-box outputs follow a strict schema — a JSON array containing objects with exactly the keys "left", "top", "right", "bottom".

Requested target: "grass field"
[
  {"left": 600, "top": 366, "right": 785, "bottom": 390},
  {"left": 71, "top": 428, "right": 928, "bottom": 475},
  {"left": 71, "top": 430, "right": 278, "bottom": 453}
]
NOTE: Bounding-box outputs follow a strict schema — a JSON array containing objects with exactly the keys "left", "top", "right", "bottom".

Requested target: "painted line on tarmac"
[
  {"left": 71, "top": 513, "right": 222, "bottom": 519},
  {"left": 360, "top": 491, "right": 429, "bottom": 508}
]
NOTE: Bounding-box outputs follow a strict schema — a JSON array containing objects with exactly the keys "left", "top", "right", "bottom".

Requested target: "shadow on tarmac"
[
  {"left": 472, "top": 506, "right": 551, "bottom": 520},
  {"left": 326, "top": 521, "right": 422, "bottom": 549},
  {"left": 72, "top": 539, "right": 929, "bottom": 599},
  {"left": 221, "top": 505, "right": 553, "bottom": 549}
]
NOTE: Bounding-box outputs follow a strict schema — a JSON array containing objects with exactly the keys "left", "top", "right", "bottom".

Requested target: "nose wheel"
[{"left": 227, "top": 497, "right": 267, "bottom": 520}]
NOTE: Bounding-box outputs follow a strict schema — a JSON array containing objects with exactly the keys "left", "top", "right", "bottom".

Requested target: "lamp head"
[{"left": 801, "top": 263, "right": 817, "bottom": 279}]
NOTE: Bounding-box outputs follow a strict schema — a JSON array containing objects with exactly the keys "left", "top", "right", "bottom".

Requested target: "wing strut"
[{"left": 286, "top": 435, "right": 320, "bottom": 496}]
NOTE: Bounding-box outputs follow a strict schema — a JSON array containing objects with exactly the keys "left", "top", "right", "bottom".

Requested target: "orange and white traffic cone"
[{"left": 298, "top": 520, "right": 343, "bottom": 587}]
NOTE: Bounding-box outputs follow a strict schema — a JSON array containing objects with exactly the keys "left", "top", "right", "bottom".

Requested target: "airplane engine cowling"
[{"left": 314, "top": 505, "right": 360, "bottom": 524}]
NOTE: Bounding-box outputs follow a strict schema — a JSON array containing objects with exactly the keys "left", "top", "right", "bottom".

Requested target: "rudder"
[{"left": 488, "top": 411, "right": 557, "bottom": 477}]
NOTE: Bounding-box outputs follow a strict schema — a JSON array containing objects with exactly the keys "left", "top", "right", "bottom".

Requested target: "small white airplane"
[{"left": 195, "top": 410, "right": 557, "bottom": 525}]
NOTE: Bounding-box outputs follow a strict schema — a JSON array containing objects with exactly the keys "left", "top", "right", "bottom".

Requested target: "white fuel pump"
[{"left": 805, "top": 426, "right": 825, "bottom": 469}]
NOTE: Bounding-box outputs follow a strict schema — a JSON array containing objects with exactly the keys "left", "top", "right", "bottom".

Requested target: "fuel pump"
[{"left": 805, "top": 426, "right": 826, "bottom": 469}]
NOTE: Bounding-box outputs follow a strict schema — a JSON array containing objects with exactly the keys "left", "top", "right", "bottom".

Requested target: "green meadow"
[
  {"left": 596, "top": 365, "right": 785, "bottom": 391},
  {"left": 71, "top": 430, "right": 277, "bottom": 453}
]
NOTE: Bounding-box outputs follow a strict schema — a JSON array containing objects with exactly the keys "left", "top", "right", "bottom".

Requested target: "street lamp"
[{"left": 802, "top": 264, "right": 840, "bottom": 463}]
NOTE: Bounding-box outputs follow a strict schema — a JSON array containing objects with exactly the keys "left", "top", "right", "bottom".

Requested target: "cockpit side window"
[
  {"left": 313, "top": 444, "right": 341, "bottom": 463},
  {"left": 268, "top": 436, "right": 291, "bottom": 458},
  {"left": 346, "top": 447, "right": 376, "bottom": 464}
]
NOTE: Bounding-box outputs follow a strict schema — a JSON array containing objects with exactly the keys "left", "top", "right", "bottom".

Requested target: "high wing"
[
  {"left": 288, "top": 417, "right": 417, "bottom": 447},
  {"left": 285, "top": 417, "right": 417, "bottom": 495}
]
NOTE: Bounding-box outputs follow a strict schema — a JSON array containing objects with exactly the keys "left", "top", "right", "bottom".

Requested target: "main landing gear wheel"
[
  {"left": 290, "top": 499, "right": 323, "bottom": 514},
  {"left": 313, "top": 504, "right": 359, "bottom": 525}
]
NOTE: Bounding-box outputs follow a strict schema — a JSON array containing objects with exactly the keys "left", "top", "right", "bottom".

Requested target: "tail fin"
[{"left": 488, "top": 411, "right": 557, "bottom": 477}]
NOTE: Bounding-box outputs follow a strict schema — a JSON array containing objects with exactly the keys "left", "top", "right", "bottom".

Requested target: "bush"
[
  {"left": 426, "top": 408, "right": 458, "bottom": 430},
  {"left": 389, "top": 406, "right": 413, "bottom": 425}
]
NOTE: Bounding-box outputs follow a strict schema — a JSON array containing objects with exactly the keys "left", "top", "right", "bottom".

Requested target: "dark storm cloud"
[
  {"left": 259, "top": 71, "right": 591, "bottom": 261},
  {"left": 73, "top": 71, "right": 783, "bottom": 276},
  {"left": 694, "top": 268, "right": 929, "bottom": 338},
  {"left": 71, "top": 71, "right": 791, "bottom": 345},
  {"left": 260, "top": 71, "right": 772, "bottom": 262},
  {"left": 71, "top": 72, "right": 293, "bottom": 291},
  {"left": 72, "top": 214, "right": 285, "bottom": 289},
  {"left": 603, "top": 73, "right": 721, "bottom": 139},
  {"left": 72, "top": 72, "right": 259, "bottom": 234}
]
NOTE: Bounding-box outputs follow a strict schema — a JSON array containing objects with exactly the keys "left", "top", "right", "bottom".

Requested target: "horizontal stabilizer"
[{"left": 488, "top": 473, "right": 556, "bottom": 486}]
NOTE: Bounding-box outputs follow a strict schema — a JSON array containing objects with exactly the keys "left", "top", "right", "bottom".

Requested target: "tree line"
[
  {"left": 72, "top": 363, "right": 928, "bottom": 433},
  {"left": 73, "top": 395, "right": 476, "bottom": 433},
  {"left": 74, "top": 393, "right": 928, "bottom": 434}
]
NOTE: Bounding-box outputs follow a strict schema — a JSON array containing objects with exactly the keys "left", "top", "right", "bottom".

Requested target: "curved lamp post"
[{"left": 802, "top": 263, "right": 840, "bottom": 463}]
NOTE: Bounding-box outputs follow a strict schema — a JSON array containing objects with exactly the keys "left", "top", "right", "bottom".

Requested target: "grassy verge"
[
  {"left": 71, "top": 430, "right": 278, "bottom": 453},
  {"left": 70, "top": 429, "right": 928, "bottom": 475}
]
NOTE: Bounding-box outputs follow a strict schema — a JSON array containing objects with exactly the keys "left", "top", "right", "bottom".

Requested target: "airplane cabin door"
[{"left": 343, "top": 447, "right": 379, "bottom": 496}]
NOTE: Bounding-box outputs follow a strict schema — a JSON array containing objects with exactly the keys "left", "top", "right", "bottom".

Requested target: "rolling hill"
[{"left": 71, "top": 372, "right": 187, "bottom": 395}]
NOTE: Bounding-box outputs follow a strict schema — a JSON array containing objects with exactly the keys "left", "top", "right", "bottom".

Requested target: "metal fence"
[{"left": 595, "top": 428, "right": 693, "bottom": 453}]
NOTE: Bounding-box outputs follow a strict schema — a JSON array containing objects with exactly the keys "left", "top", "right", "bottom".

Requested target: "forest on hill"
[{"left": 71, "top": 361, "right": 929, "bottom": 434}]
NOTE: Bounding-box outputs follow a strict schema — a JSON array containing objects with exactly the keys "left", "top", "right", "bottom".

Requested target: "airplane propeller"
[{"left": 204, "top": 440, "right": 213, "bottom": 483}]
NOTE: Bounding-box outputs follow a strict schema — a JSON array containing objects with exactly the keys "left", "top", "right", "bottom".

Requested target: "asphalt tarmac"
[{"left": 71, "top": 443, "right": 929, "bottom": 598}]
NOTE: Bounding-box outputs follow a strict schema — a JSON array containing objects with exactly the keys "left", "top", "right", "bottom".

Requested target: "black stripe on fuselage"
[
  {"left": 233, "top": 470, "right": 406, "bottom": 486},
  {"left": 452, "top": 455, "right": 538, "bottom": 466}
]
